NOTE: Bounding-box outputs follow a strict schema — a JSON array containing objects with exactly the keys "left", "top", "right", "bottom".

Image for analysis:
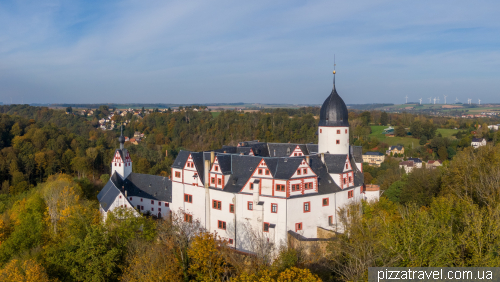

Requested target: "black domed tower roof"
[{"left": 318, "top": 73, "right": 349, "bottom": 127}]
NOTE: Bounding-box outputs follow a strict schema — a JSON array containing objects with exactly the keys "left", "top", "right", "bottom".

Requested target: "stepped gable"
[
  {"left": 318, "top": 76, "right": 349, "bottom": 127},
  {"left": 224, "top": 155, "right": 262, "bottom": 193},
  {"left": 323, "top": 154, "right": 349, "bottom": 173},
  {"left": 123, "top": 173, "right": 172, "bottom": 202},
  {"left": 351, "top": 146, "right": 363, "bottom": 163},
  {"left": 97, "top": 172, "right": 123, "bottom": 212}
]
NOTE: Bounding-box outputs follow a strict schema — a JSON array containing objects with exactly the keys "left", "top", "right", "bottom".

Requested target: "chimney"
[
  {"left": 321, "top": 153, "right": 325, "bottom": 164},
  {"left": 204, "top": 160, "right": 210, "bottom": 189},
  {"left": 210, "top": 151, "right": 215, "bottom": 164},
  {"left": 125, "top": 190, "right": 127, "bottom": 197},
  {"left": 306, "top": 155, "right": 310, "bottom": 165}
]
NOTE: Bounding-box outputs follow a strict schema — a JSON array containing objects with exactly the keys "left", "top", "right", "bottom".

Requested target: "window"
[
  {"left": 151, "top": 207, "right": 154, "bottom": 211},
  {"left": 248, "top": 201, "right": 253, "bottom": 210},
  {"left": 141, "top": 206, "right": 144, "bottom": 210},
  {"left": 119, "top": 195, "right": 122, "bottom": 199},
  {"left": 218, "top": 220, "right": 226, "bottom": 230},
  {"left": 263, "top": 222, "right": 270, "bottom": 232},
  {"left": 250, "top": 183, "right": 254, "bottom": 190},
  {"left": 294, "top": 153, "right": 297, "bottom": 156},
  {"left": 130, "top": 197, "right": 132, "bottom": 200},
  {"left": 304, "top": 202, "right": 310, "bottom": 212},
  {"left": 297, "top": 169, "right": 301, "bottom": 175},
  {"left": 345, "top": 129, "right": 348, "bottom": 134},
  {"left": 276, "top": 184, "right": 285, "bottom": 192},
  {"left": 184, "top": 214, "right": 192, "bottom": 223},
  {"left": 348, "top": 190, "right": 354, "bottom": 198},
  {"left": 151, "top": 200, "right": 154, "bottom": 204},
  {"left": 141, "top": 198, "right": 143, "bottom": 202},
  {"left": 322, "top": 198, "right": 329, "bottom": 206},
  {"left": 184, "top": 194, "right": 193, "bottom": 203},
  {"left": 328, "top": 216, "right": 333, "bottom": 225},
  {"left": 349, "top": 177, "right": 352, "bottom": 183},
  {"left": 119, "top": 163, "right": 121, "bottom": 167},
  {"left": 165, "top": 202, "right": 169, "bottom": 207},
  {"left": 211, "top": 178, "right": 215, "bottom": 184},
  {"left": 137, "top": 205, "right": 140, "bottom": 210},
  {"left": 271, "top": 203, "right": 278, "bottom": 213},
  {"left": 158, "top": 202, "right": 161, "bottom": 206},
  {"left": 218, "top": 178, "right": 222, "bottom": 185},
  {"left": 175, "top": 171, "right": 181, "bottom": 178},
  {"left": 229, "top": 239, "right": 233, "bottom": 244},
  {"left": 215, "top": 166, "right": 218, "bottom": 171},
  {"left": 230, "top": 204, "right": 234, "bottom": 213},
  {"left": 212, "top": 200, "right": 221, "bottom": 210},
  {"left": 346, "top": 164, "right": 348, "bottom": 169},
  {"left": 114, "top": 163, "right": 116, "bottom": 166},
  {"left": 295, "top": 222, "right": 302, "bottom": 231},
  {"left": 159, "top": 208, "right": 161, "bottom": 212},
  {"left": 305, "top": 183, "right": 312, "bottom": 190},
  {"left": 292, "top": 184, "right": 300, "bottom": 192},
  {"left": 265, "top": 169, "right": 270, "bottom": 175},
  {"left": 336, "top": 140, "right": 340, "bottom": 144},
  {"left": 337, "top": 130, "right": 340, "bottom": 134},
  {"left": 320, "top": 129, "right": 322, "bottom": 133},
  {"left": 344, "top": 178, "right": 347, "bottom": 185},
  {"left": 303, "top": 168, "right": 307, "bottom": 174},
  {"left": 258, "top": 169, "right": 262, "bottom": 175}
]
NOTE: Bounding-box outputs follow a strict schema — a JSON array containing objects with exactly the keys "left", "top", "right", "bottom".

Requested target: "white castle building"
[{"left": 97, "top": 74, "right": 379, "bottom": 250}]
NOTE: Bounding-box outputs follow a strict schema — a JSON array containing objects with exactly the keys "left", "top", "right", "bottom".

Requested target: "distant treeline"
[{"left": 346, "top": 103, "right": 394, "bottom": 110}]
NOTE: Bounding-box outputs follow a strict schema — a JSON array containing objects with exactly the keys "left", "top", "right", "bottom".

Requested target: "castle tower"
[
  {"left": 318, "top": 70, "right": 350, "bottom": 155},
  {"left": 111, "top": 126, "right": 132, "bottom": 179}
]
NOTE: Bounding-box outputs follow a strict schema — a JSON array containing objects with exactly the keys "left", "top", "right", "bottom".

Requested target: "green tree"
[
  {"left": 395, "top": 125, "right": 406, "bottom": 137},
  {"left": 380, "top": 112, "right": 389, "bottom": 126}
]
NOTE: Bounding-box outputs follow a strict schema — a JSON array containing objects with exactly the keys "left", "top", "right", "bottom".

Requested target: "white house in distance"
[
  {"left": 98, "top": 73, "right": 379, "bottom": 252},
  {"left": 471, "top": 138, "right": 487, "bottom": 149}
]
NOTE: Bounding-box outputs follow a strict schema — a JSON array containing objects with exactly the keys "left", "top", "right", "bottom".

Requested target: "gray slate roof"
[
  {"left": 364, "top": 151, "right": 384, "bottom": 156},
  {"left": 324, "top": 154, "right": 348, "bottom": 174},
  {"left": 97, "top": 173, "right": 122, "bottom": 212},
  {"left": 267, "top": 143, "right": 308, "bottom": 157},
  {"left": 224, "top": 155, "right": 262, "bottom": 193},
  {"left": 123, "top": 172, "right": 172, "bottom": 202},
  {"left": 351, "top": 146, "right": 363, "bottom": 162},
  {"left": 472, "top": 138, "right": 485, "bottom": 142},
  {"left": 389, "top": 145, "right": 404, "bottom": 150}
]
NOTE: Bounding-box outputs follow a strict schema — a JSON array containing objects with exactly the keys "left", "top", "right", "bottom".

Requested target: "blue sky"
[{"left": 1, "top": 0, "right": 499, "bottom": 105}]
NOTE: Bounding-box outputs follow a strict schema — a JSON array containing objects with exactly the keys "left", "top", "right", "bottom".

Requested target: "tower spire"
[
  {"left": 118, "top": 123, "right": 125, "bottom": 150},
  {"left": 333, "top": 54, "right": 336, "bottom": 89}
]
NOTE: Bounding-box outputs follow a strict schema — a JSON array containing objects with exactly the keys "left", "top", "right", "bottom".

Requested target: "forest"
[{"left": 0, "top": 104, "right": 500, "bottom": 281}]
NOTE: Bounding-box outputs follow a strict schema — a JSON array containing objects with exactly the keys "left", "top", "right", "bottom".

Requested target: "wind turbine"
[
  {"left": 443, "top": 95, "right": 447, "bottom": 104},
  {"left": 433, "top": 98, "right": 437, "bottom": 104},
  {"left": 437, "top": 97, "right": 440, "bottom": 104},
  {"left": 419, "top": 98, "right": 422, "bottom": 104},
  {"left": 455, "top": 97, "right": 459, "bottom": 103},
  {"left": 405, "top": 95, "right": 408, "bottom": 104},
  {"left": 428, "top": 97, "right": 432, "bottom": 104},
  {"left": 468, "top": 98, "right": 471, "bottom": 105},
  {"left": 478, "top": 99, "right": 481, "bottom": 105}
]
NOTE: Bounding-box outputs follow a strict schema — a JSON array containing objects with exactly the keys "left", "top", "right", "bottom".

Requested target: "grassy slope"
[{"left": 369, "top": 126, "right": 457, "bottom": 148}]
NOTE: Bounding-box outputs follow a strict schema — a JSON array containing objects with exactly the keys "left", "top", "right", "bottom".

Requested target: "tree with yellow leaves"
[{"left": 0, "top": 259, "right": 50, "bottom": 282}]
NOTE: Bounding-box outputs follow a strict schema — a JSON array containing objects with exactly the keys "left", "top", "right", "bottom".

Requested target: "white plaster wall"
[
  {"left": 364, "top": 190, "right": 380, "bottom": 202},
  {"left": 318, "top": 126, "right": 349, "bottom": 155},
  {"left": 128, "top": 196, "right": 170, "bottom": 217}
]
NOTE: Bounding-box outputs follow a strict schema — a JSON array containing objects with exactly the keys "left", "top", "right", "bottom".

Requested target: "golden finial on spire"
[
  {"left": 333, "top": 54, "right": 336, "bottom": 74},
  {"left": 333, "top": 70, "right": 336, "bottom": 74}
]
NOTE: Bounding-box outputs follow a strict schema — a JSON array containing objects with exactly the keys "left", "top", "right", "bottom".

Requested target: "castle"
[{"left": 97, "top": 74, "right": 380, "bottom": 251}]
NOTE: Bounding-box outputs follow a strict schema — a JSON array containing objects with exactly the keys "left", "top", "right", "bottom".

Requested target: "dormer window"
[
  {"left": 297, "top": 169, "right": 301, "bottom": 175},
  {"left": 215, "top": 166, "right": 218, "bottom": 171},
  {"left": 258, "top": 169, "right": 262, "bottom": 175}
]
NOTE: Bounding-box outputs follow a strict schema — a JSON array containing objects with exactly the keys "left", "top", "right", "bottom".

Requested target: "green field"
[
  {"left": 369, "top": 126, "right": 458, "bottom": 148},
  {"left": 211, "top": 111, "right": 221, "bottom": 118}
]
